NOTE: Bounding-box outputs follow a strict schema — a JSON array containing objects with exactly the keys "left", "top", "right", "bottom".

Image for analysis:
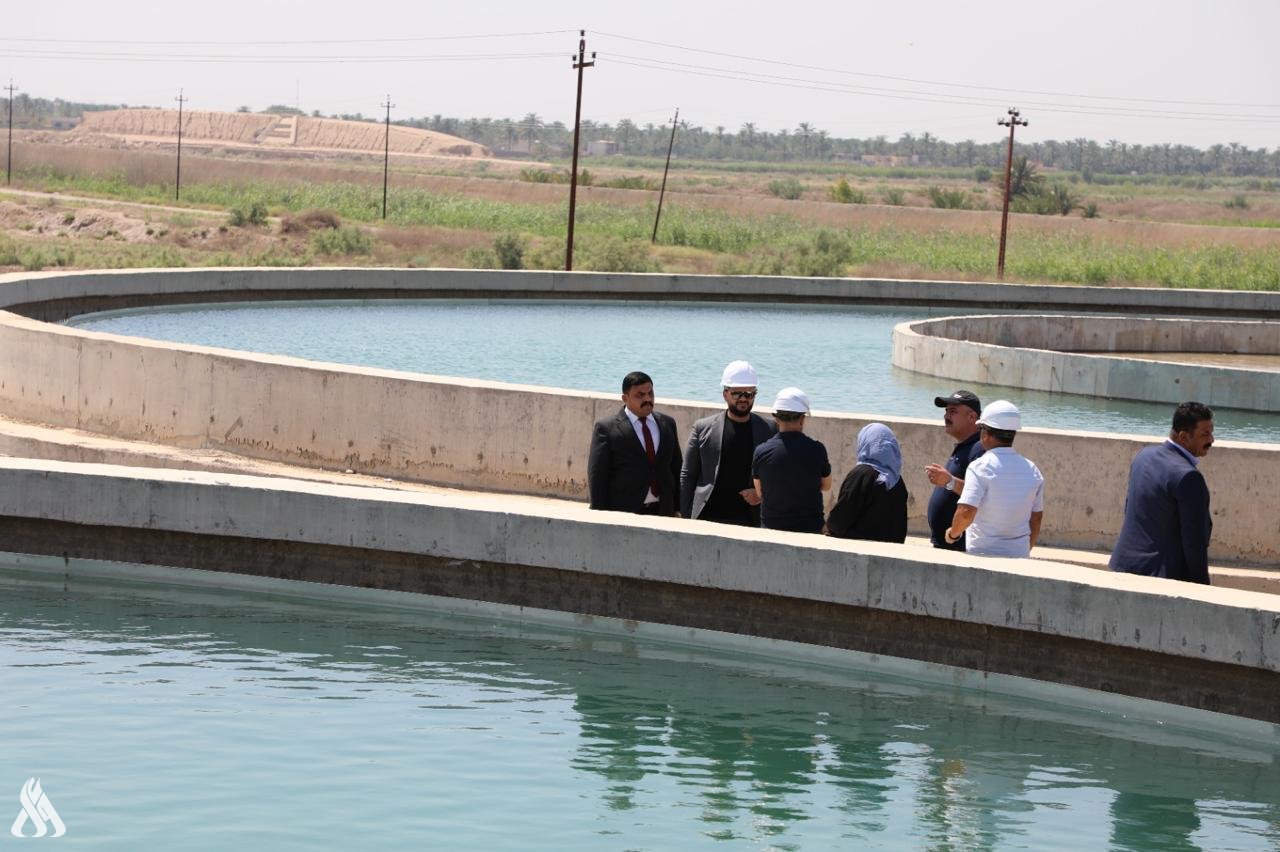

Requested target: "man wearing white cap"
[
  {"left": 943, "top": 400, "right": 1044, "bottom": 558},
  {"left": 751, "top": 387, "right": 832, "bottom": 533},
  {"left": 681, "top": 361, "right": 778, "bottom": 526}
]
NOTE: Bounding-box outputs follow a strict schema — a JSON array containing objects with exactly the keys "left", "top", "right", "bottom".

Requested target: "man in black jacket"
[
  {"left": 588, "top": 371, "right": 683, "bottom": 516},
  {"left": 680, "top": 360, "right": 777, "bottom": 525}
]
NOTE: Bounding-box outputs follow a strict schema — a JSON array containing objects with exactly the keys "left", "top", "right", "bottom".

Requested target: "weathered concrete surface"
[
  {"left": 0, "top": 268, "right": 1277, "bottom": 564},
  {"left": 1, "top": 308, "right": 1276, "bottom": 564},
  {"left": 1, "top": 413, "right": 1271, "bottom": 592},
  {"left": 894, "top": 314, "right": 1280, "bottom": 410},
  {"left": 5, "top": 266, "right": 1280, "bottom": 319},
  {"left": 1, "top": 458, "right": 1278, "bottom": 723}
]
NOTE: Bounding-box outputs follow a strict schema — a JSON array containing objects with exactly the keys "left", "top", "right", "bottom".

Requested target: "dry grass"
[
  {"left": 15, "top": 140, "right": 1278, "bottom": 256},
  {"left": 279, "top": 208, "right": 342, "bottom": 234}
]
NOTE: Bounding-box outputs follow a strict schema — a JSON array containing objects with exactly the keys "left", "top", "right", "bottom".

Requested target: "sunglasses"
[{"left": 726, "top": 390, "right": 757, "bottom": 400}]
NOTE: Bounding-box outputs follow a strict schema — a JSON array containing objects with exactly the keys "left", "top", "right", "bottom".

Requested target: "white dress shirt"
[
  {"left": 623, "top": 407, "right": 660, "bottom": 504},
  {"left": 1164, "top": 438, "right": 1198, "bottom": 467},
  {"left": 957, "top": 446, "right": 1045, "bottom": 558}
]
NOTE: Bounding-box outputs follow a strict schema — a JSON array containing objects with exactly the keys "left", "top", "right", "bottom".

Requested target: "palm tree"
[
  {"left": 1008, "top": 155, "right": 1043, "bottom": 197},
  {"left": 739, "top": 122, "right": 756, "bottom": 143},
  {"left": 796, "top": 121, "right": 813, "bottom": 158},
  {"left": 616, "top": 119, "right": 637, "bottom": 152},
  {"left": 521, "top": 112, "right": 541, "bottom": 149}
]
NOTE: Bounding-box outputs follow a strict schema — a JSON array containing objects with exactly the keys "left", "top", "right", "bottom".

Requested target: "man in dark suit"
[
  {"left": 588, "top": 371, "right": 683, "bottom": 516},
  {"left": 680, "top": 360, "right": 777, "bottom": 525},
  {"left": 1110, "top": 401, "right": 1215, "bottom": 584}
]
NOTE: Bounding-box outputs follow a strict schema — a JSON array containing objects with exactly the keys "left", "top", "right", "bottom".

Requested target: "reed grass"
[{"left": 10, "top": 168, "right": 1280, "bottom": 289}]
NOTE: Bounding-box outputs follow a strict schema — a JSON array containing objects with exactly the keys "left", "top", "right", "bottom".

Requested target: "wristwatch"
[{"left": 945, "top": 476, "right": 956, "bottom": 492}]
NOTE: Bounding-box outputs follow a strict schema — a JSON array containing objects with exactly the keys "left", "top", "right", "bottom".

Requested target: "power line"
[
  {"left": 565, "top": 30, "right": 595, "bottom": 273},
  {"left": 4, "top": 80, "right": 16, "bottom": 186},
  {"left": 607, "top": 52, "right": 1280, "bottom": 121},
  {"left": 381, "top": 96, "right": 394, "bottom": 220},
  {"left": 594, "top": 30, "right": 1280, "bottom": 110},
  {"left": 605, "top": 56, "right": 1280, "bottom": 125},
  {"left": 0, "top": 29, "right": 577, "bottom": 46},
  {"left": 0, "top": 50, "right": 563, "bottom": 64}
]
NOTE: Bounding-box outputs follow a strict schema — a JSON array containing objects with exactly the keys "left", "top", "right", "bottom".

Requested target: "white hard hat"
[
  {"left": 977, "top": 399, "right": 1022, "bottom": 431},
  {"left": 721, "top": 360, "right": 758, "bottom": 387},
  {"left": 772, "top": 386, "right": 811, "bottom": 414}
]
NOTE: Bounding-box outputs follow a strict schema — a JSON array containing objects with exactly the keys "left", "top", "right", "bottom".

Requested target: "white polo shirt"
[{"left": 957, "top": 446, "right": 1045, "bottom": 557}]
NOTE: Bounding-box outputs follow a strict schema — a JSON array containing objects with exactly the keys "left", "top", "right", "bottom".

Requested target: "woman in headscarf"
[{"left": 826, "top": 422, "right": 909, "bottom": 542}]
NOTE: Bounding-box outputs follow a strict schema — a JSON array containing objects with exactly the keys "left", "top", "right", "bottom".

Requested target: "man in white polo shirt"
[{"left": 943, "top": 400, "right": 1044, "bottom": 558}]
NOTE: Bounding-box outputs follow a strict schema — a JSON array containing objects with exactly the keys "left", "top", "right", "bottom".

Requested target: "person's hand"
[
  {"left": 739, "top": 488, "right": 762, "bottom": 507},
  {"left": 944, "top": 528, "right": 960, "bottom": 544},
  {"left": 925, "top": 463, "right": 951, "bottom": 487}
]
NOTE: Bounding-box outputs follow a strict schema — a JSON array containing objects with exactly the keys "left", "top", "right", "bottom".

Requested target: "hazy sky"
[{"left": 8, "top": 0, "right": 1279, "bottom": 148}]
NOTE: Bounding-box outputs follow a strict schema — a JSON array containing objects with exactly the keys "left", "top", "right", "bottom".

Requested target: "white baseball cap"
[
  {"left": 721, "top": 360, "right": 758, "bottom": 387},
  {"left": 772, "top": 387, "right": 811, "bottom": 414},
  {"left": 977, "top": 399, "right": 1022, "bottom": 431}
]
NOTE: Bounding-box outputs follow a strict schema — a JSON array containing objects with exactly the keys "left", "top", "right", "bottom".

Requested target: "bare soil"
[
  {"left": 72, "top": 109, "right": 494, "bottom": 160},
  {"left": 0, "top": 199, "right": 154, "bottom": 243}
]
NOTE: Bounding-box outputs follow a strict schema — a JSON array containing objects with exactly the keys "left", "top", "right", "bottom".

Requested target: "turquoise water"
[
  {"left": 3, "top": 566, "right": 1278, "bottom": 850},
  {"left": 65, "top": 300, "right": 1280, "bottom": 443}
]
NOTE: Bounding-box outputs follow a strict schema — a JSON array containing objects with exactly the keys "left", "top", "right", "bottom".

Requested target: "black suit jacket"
[{"left": 588, "top": 408, "right": 683, "bottom": 515}]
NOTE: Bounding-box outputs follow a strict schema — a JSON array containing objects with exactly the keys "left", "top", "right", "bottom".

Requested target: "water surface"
[
  {"left": 2, "top": 566, "right": 1278, "bottom": 850},
  {"left": 66, "top": 300, "right": 1280, "bottom": 442}
]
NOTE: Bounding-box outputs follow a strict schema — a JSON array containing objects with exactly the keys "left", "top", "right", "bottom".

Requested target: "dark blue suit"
[{"left": 1109, "top": 442, "right": 1212, "bottom": 584}]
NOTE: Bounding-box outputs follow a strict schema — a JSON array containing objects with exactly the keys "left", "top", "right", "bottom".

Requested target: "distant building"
[{"left": 585, "top": 139, "right": 617, "bottom": 157}]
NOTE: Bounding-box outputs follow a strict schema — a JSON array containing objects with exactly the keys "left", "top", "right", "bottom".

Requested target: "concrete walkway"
[{"left": 1, "top": 413, "right": 1272, "bottom": 594}]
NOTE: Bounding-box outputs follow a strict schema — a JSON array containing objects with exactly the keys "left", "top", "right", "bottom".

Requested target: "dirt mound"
[
  {"left": 0, "top": 200, "right": 154, "bottom": 243},
  {"left": 79, "top": 109, "right": 276, "bottom": 144},
  {"left": 74, "top": 109, "right": 492, "bottom": 159},
  {"left": 293, "top": 117, "right": 490, "bottom": 158}
]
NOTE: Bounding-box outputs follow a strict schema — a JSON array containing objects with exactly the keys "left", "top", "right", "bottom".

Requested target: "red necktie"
[{"left": 640, "top": 416, "right": 659, "bottom": 496}]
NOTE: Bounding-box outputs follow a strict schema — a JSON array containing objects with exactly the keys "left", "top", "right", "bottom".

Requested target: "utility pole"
[
  {"left": 996, "top": 107, "right": 1028, "bottom": 280},
  {"left": 4, "top": 80, "right": 16, "bottom": 186},
  {"left": 565, "top": 30, "right": 594, "bottom": 271},
  {"left": 381, "top": 96, "right": 394, "bottom": 220},
  {"left": 651, "top": 108, "right": 679, "bottom": 243},
  {"left": 174, "top": 89, "right": 187, "bottom": 201}
]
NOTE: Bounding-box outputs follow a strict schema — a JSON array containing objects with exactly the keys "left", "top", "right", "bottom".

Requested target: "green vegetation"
[
  {"left": 828, "top": 178, "right": 867, "bottom": 204},
  {"left": 928, "top": 187, "right": 973, "bottom": 210},
  {"left": 766, "top": 178, "right": 805, "bottom": 200},
  {"left": 227, "top": 200, "right": 269, "bottom": 227},
  {"left": 8, "top": 168, "right": 1280, "bottom": 290},
  {"left": 1224, "top": 194, "right": 1251, "bottom": 210},
  {"left": 310, "top": 226, "right": 372, "bottom": 256},
  {"left": 493, "top": 233, "right": 526, "bottom": 269}
]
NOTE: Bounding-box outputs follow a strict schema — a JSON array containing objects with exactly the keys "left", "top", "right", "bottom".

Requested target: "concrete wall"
[
  {"left": 893, "top": 315, "right": 1280, "bottom": 411},
  {"left": 2, "top": 458, "right": 1278, "bottom": 724},
  {"left": 2, "top": 308, "right": 1278, "bottom": 564},
  {"left": 6, "top": 266, "right": 1280, "bottom": 320},
  {"left": 0, "top": 268, "right": 1277, "bottom": 565}
]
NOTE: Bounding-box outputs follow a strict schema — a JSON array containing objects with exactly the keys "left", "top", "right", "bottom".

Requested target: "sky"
[{"left": 7, "top": 0, "right": 1280, "bottom": 149}]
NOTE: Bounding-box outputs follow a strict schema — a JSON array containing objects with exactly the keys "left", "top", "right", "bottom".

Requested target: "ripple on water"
[{"left": 3, "top": 569, "right": 1279, "bottom": 851}]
